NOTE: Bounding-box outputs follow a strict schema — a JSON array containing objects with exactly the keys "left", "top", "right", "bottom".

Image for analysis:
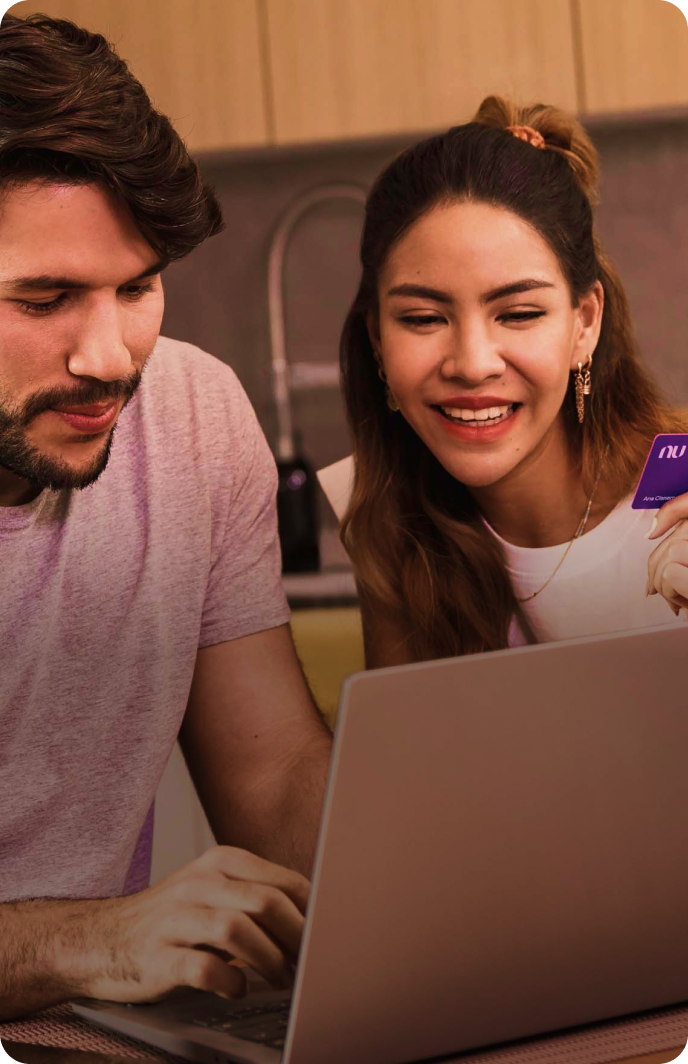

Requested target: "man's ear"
[
  {"left": 366, "top": 310, "right": 381, "bottom": 358},
  {"left": 570, "top": 280, "right": 604, "bottom": 370}
]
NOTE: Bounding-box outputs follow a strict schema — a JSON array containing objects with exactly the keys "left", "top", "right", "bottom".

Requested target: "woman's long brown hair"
[{"left": 340, "top": 97, "right": 688, "bottom": 662}]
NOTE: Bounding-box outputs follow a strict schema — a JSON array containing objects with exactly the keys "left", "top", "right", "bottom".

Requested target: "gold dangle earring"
[
  {"left": 574, "top": 355, "right": 592, "bottom": 424},
  {"left": 376, "top": 357, "right": 399, "bottom": 413}
]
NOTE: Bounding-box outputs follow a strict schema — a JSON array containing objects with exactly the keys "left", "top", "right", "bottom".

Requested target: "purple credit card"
[{"left": 632, "top": 434, "right": 688, "bottom": 509}]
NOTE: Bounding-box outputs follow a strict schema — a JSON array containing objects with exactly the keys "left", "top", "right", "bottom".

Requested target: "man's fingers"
[
  {"left": 202, "top": 908, "right": 295, "bottom": 987},
  {"left": 113, "top": 849, "right": 310, "bottom": 1003},
  {"left": 173, "top": 948, "right": 248, "bottom": 1000},
  {"left": 173, "top": 878, "right": 304, "bottom": 963},
  {"left": 169, "top": 907, "right": 295, "bottom": 988},
  {"left": 200, "top": 846, "right": 310, "bottom": 915},
  {"left": 221, "top": 880, "right": 304, "bottom": 963}
]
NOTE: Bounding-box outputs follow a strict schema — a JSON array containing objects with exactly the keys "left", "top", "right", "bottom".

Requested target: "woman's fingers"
[
  {"left": 646, "top": 494, "right": 688, "bottom": 541},
  {"left": 647, "top": 522, "right": 688, "bottom": 596},
  {"left": 646, "top": 522, "right": 688, "bottom": 614},
  {"left": 654, "top": 558, "right": 688, "bottom": 608}
]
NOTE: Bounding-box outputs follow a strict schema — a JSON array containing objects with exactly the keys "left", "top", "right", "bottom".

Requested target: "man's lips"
[
  {"left": 52, "top": 402, "right": 117, "bottom": 415},
  {"left": 48, "top": 401, "right": 120, "bottom": 434}
]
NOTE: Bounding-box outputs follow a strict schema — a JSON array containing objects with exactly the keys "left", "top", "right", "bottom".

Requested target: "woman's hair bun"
[{"left": 473, "top": 95, "right": 600, "bottom": 204}]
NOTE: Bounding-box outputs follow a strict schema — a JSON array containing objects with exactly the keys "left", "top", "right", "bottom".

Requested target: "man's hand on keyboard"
[{"left": 69, "top": 846, "right": 309, "bottom": 1003}]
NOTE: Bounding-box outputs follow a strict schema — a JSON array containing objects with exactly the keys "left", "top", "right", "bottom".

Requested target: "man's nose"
[{"left": 66, "top": 300, "right": 133, "bottom": 381}]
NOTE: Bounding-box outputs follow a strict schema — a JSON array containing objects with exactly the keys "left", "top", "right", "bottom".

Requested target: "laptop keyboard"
[{"left": 192, "top": 999, "right": 291, "bottom": 1050}]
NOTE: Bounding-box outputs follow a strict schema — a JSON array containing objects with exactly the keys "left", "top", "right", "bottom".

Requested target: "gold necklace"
[{"left": 517, "top": 460, "right": 606, "bottom": 604}]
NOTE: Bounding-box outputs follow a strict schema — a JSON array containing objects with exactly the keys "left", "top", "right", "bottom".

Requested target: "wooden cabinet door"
[
  {"left": 264, "top": 0, "right": 579, "bottom": 144},
  {"left": 7, "top": 0, "right": 269, "bottom": 152},
  {"left": 577, "top": 0, "right": 688, "bottom": 113}
]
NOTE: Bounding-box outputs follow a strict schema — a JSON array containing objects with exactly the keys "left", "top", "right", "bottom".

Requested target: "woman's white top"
[
  {"left": 317, "top": 456, "right": 685, "bottom": 647},
  {"left": 483, "top": 499, "right": 684, "bottom": 646}
]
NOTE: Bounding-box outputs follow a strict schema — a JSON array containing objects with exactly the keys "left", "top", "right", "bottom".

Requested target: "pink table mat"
[
  {"left": 0, "top": 1003, "right": 177, "bottom": 1061},
  {"left": 1, "top": 1000, "right": 687, "bottom": 1063}
]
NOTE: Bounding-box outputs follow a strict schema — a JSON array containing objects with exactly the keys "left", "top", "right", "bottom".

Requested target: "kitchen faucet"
[{"left": 267, "top": 182, "right": 368, "bottom": 463}]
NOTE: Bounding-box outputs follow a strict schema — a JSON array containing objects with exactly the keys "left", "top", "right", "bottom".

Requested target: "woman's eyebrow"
[
  {"left": 387, "top": 283, "right": 452, "bottom": 303},
  {"left": 481, "top": 278, "right": 556, "bottom": 304},
  {"left": 386, "top": 278, "right": 556, "bottom": 305}
]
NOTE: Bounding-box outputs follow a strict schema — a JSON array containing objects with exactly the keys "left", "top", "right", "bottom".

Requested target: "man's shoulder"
[
  {"left": 146, "top": 335, "right": 240, "bottom": 393},
  {"left": 137, "top": 336, "right": 253, "bottom": 434},
  {"left": 127, "top": 337, "right": 265, "bottom": 481}
]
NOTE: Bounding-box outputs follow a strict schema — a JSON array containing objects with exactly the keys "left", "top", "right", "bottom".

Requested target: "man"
[{"left": 0, "top": 13, "right": 331, "bottom": 1019}]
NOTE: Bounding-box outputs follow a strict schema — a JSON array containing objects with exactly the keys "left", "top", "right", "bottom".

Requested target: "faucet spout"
[{"left": 267, "top": 182, "right": 367, "bottom": 462}]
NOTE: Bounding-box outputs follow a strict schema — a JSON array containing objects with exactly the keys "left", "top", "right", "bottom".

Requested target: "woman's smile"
[{"left": 432, "top": 400, "right": 521, "bottom": 441}]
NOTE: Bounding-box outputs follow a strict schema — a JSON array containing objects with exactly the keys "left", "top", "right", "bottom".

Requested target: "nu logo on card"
[{"left": 632, "top": 434, "right": 688, "bottom": 509}]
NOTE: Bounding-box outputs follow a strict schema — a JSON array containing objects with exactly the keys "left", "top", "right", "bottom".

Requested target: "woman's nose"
[{"left": 439, "top": 325, "right": 506, "bottom": 383}]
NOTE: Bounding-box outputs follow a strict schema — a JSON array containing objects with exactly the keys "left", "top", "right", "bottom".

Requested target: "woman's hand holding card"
[{"left": 646, "top": 493, "right": 688, "bottom": 615}]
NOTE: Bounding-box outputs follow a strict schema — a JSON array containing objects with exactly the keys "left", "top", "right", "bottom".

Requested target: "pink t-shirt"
[{"left": 0, "top": 337, "right": 290, "bottom": 902}]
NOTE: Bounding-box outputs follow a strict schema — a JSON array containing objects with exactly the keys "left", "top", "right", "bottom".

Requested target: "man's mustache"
[{"left": 21, "top": 371, "right": 142, "bottom": 425}]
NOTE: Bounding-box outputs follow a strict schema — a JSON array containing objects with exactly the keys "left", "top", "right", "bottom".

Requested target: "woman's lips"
[
  {"left": 436, "top": 396, "right": 514, "bottom": 410},
  {"left": 432, "top": 403, "right": 520, "bottom": 442},
  {"left": 49, "top": 402, "right": 119, "bottom": 434}
]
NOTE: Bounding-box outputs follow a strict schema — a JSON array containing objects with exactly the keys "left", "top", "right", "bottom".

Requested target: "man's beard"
[{"left": 0, "top": 369, "right": 143, "bottom": 492}]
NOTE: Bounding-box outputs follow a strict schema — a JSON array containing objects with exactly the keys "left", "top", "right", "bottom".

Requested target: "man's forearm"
[
  {"left": 271, "top": 736, "right": 332, "bottom": 877},
  {"left": 216, "top": 730, "right": 332, "bottom": 878},
  {"left": 0, "top": 898, "right": 105, "bottom": 1020}
]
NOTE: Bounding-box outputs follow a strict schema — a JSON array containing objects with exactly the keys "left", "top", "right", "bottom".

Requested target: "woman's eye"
[
  {"left": 398, "top": 314, "right": 444, "bottom": 327},
  {"left": 498, "top": 311, "right": 546, "bottom": 323}
]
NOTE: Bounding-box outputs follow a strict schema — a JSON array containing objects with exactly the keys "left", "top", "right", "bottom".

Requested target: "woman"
[{"left": 326, "top": 97, "right": 688, "bottom": 667}]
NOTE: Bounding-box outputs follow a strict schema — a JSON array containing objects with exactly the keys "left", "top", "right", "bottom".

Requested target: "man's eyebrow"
[
  {"left": 0, "top": 259, "right": 168, "bottom": 292},
  {"left": 387, "top": 278, "right": 556, "bottom": 305}
]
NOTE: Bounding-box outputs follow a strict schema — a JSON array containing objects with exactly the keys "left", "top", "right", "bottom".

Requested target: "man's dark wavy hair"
[{"left": 0, "top": 12, "right": 223, "bottom": 261}]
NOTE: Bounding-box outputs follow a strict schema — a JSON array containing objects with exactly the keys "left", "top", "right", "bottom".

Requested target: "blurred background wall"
[{"left": 7, "top": 0, "right": 688, "bottom": 878}]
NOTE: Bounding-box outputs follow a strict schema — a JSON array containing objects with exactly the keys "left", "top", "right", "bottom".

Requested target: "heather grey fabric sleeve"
[{"left": 199, "top": 364, "right": 289, "bottom": 648}]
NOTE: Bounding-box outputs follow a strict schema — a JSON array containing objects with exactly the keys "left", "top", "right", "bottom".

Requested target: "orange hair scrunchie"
[{"left": 506, "top": 125, "right": 546, "bottom": 150}]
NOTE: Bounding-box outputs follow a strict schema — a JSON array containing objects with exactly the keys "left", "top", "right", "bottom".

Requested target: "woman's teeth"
[{"left": 439, "top": 403, "right": 516, "bottom": 425}]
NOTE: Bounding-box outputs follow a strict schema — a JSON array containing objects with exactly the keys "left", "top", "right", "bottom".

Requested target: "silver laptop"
[{"left": 73, "top": 621, "right": 688, "bottom": 1064}]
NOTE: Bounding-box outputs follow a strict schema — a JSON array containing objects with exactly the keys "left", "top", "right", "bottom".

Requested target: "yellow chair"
[{"left": 290, "top": 607, "right": 365, "bottom": 729}]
